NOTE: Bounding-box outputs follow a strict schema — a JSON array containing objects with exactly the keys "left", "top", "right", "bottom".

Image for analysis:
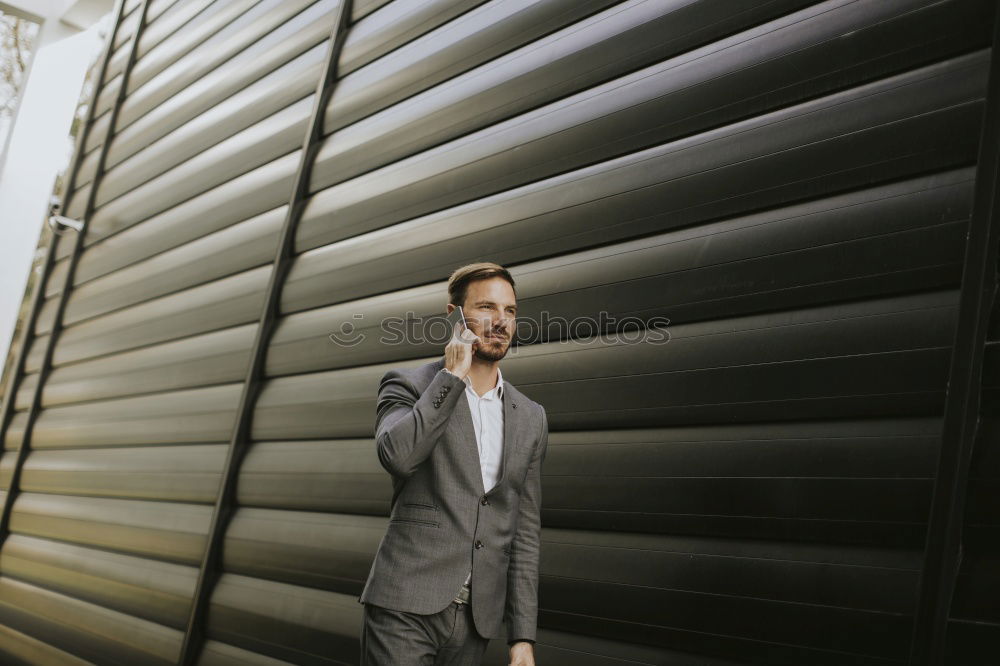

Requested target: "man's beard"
[{"left": 474, "top": 334, "right": 509, "bottom": 362}]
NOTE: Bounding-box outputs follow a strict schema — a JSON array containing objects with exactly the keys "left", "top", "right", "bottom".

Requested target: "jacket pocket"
[
  {"left": 392, "top": 502, "right": 440, "bottom": 527},
  {"left": 402, "top": 501, "right": 437, "bottom": 510},
  {"left": 391, "top": 517, "right": 440, "bottom": 528}
]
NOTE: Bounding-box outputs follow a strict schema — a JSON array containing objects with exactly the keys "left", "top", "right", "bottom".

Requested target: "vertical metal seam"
[
  {"left": 0, "top": 0, "right": 139, "bottom": 551},
  {"left": 177, "top": 1, "right": 355, "bottom": 663},
  {"left": 909, "top": 6, "right": 1000, "bottom": 665}
]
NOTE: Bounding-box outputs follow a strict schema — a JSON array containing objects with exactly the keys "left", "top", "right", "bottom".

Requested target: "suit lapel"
[
  {"left": 496, "top": 381, "right": 518, "bottom": 492},
  {"left": 451, "top": 386, "right": 486, "bottom": 497},
  {"left": 432, "top": 359, "right": 522, "bottom": 497}
]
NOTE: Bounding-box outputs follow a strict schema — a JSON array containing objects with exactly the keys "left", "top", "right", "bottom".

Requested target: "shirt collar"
[{"left": 463, "top": 365, "right": 504, "bottom": 399}]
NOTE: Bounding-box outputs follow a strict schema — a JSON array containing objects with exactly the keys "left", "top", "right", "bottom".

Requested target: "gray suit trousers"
[{"left": 360, "top": 600, "right": 489, "bottom": 666}]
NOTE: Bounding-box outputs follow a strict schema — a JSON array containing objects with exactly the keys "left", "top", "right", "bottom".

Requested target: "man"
[{"left": 358, "top": 262, "right": 548, "bottom": 666}]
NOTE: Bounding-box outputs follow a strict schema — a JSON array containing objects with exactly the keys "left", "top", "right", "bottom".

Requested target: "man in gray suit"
[{"left": 358, "top": 262, "right": 548, "bottom": 666}]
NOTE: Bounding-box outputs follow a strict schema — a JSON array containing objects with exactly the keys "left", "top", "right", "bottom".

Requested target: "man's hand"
[
  {"left": 444, "top": 322, "right": 480, "bottom": 379},
  {"left": 508, "top": 641, "right": 535, "bottom": 666}
]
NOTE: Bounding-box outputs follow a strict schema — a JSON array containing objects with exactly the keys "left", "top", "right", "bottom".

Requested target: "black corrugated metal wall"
[{"left": 0, "top": 0, "right": 996, "bottom": 663}]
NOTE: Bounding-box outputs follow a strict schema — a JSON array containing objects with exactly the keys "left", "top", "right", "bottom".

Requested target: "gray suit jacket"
[{"left": 358, "top": 357, "right": 548, "bottom": 644}]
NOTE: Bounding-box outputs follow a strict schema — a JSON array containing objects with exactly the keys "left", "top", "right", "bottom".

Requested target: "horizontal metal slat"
[
  {"left": 6, "top": 383, "right": 242, "bottom": 450},
  {"left": 66, "top": 0, "right": 560, "bottom": 260},
  {"left": 337, "top": 0, "right": 486, "bottom": 77},
  {"left": 10, "top": 494, "right": 211, "bottom": 564},
  {"left": 0, "top": 622, "right": 96, "bottom": 666},
  {"left": 18, "top": 325, "right": 255, "bottom": 409},
  {"left": 953, "top": 550, "right": 1000, "bottom": 624},
  {"left": 26, "top": 167, "right": 971, "bottom": 386},
  {"left": 540, "top": 536, "right": 918, "bottom": 619},
  {"left": 19, "top": 445, "right": 227, "bottom": 502},
  {"left": 88, "top": 95, "right": 313, "bottom": 239},
  {"left": 206, "top": 573, "right": 355, "bottom": 664},
  {"left": 128, "top": 0, "right": 264, "bottom": 93},
  {"left": 45, "top": 208, "right": 282, "bottom": 339},
  {"left": 300, "top": 42, "right": 987, "bottom": 252},
  {"left": 324, "top": 0, "right": 624, "bottom": 134},
  {"left": 220, "top": 507, "right": 918, "bottom": 610},
  {"left": 352, "top": 0, "right": 392, "bottom": 21},
  {"left": 62, "top": 0, "right": 984, "bottom": 272},
  {"left": 0, "top": 576, "right": 181, "bottom": 665},
  {"left": 1, "top": 534, "right": 196, "bottom": 629},
  {"left": 943, "top": 618, "right": 999, "bottom": 665},
  {"left": 310, "top": 0, "right": 985, "bottom": 222},
  {"left": 63, "top": 180, "right": 91, "bottom": 221},
  {"left": 72, "top": 1, "right": 335, "bottom": 202},
  {"left": 238, "top": 440, "right": 386, "bottom": 513},
  {"left": 83, "top": 0, "right": 403, "bottom": 165},
  {"left": 235, "top": 293, "right": 957, "bottom": 440},
  {"left": 197, "top": 640, "right": 296, "bottom": 665},
  {"left": 0, "top": 454, "right": 11, "bottom": 490},
  {"left": 259, "top": 294, "right": 952, "bottom": 432},
  {"left": 122, "top": 0, "right": 144, "bottom": 15},
  {"left": 31, "top": 260, "right": 270, "bottom": 357},
  {"left": 51, "top": 0, "right": 715, "bottom": 285},
  {"left": 47, "top": 154, "right": 297, "bottom": 313},
  {"left": 97, "top": 51, "right": 323, "bottom": 209},
  {"left": 223, "top": 508, "right": 382, "bottom": 591},
  {"left": 542, "top": 579, "right": 912, "bottom": 662},
  {"left": 547, "top": 477, "right": 933, "bottom": 525},
  {"left": 98, "top": 0, "right": 228, "bottom": 116},
  {"left": 274, "top": 169, "right": 972, "bottom": 376},
  {"left": 87, "top": 0, "right": 294, "bottom": 166},
  {"left": 112, "top": 0, "right": 146, "bottom": 51}
]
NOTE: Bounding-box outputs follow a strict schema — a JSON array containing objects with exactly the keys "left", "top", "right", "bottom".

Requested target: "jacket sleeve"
[
  {"left": 374, "top": 366, "right": 468, "bottom": 479},
  {"left": 505, "top": 404, "right": 549, "bottom": 644}
]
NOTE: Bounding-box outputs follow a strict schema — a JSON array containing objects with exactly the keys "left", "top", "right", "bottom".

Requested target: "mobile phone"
[{"left": 446, "top": 306, "right": 468, "bottom": 339}]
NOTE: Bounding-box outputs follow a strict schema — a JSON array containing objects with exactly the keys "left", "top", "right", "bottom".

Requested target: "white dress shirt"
[
  {"left": 463, "top": 365, "right": 505, "bottom": 493},
  {"left": 445, "top": 365, "right": 506, "bottom": 594}
]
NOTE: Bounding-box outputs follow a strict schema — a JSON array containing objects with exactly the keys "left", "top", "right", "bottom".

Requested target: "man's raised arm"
[{"left": 374, "top": 366, "right": 467, "bottom": 479}]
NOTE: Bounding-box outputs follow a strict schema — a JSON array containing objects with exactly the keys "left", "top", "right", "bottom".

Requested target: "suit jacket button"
[
  {"left": 475, "top": 540, "right": 483, "bottom": 549},
  {"left": 481, "top": 496, "right": 489, "bottom": 505}
]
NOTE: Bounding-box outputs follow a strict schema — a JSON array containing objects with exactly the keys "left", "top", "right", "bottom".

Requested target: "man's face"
[{"left": 455, "top": 277, "right": 516, "bottom": 363}]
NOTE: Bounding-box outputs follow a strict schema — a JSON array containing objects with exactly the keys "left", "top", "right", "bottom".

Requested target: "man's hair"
[{"left": 447, "top": 262, "right": 517, "bottom": 307}]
